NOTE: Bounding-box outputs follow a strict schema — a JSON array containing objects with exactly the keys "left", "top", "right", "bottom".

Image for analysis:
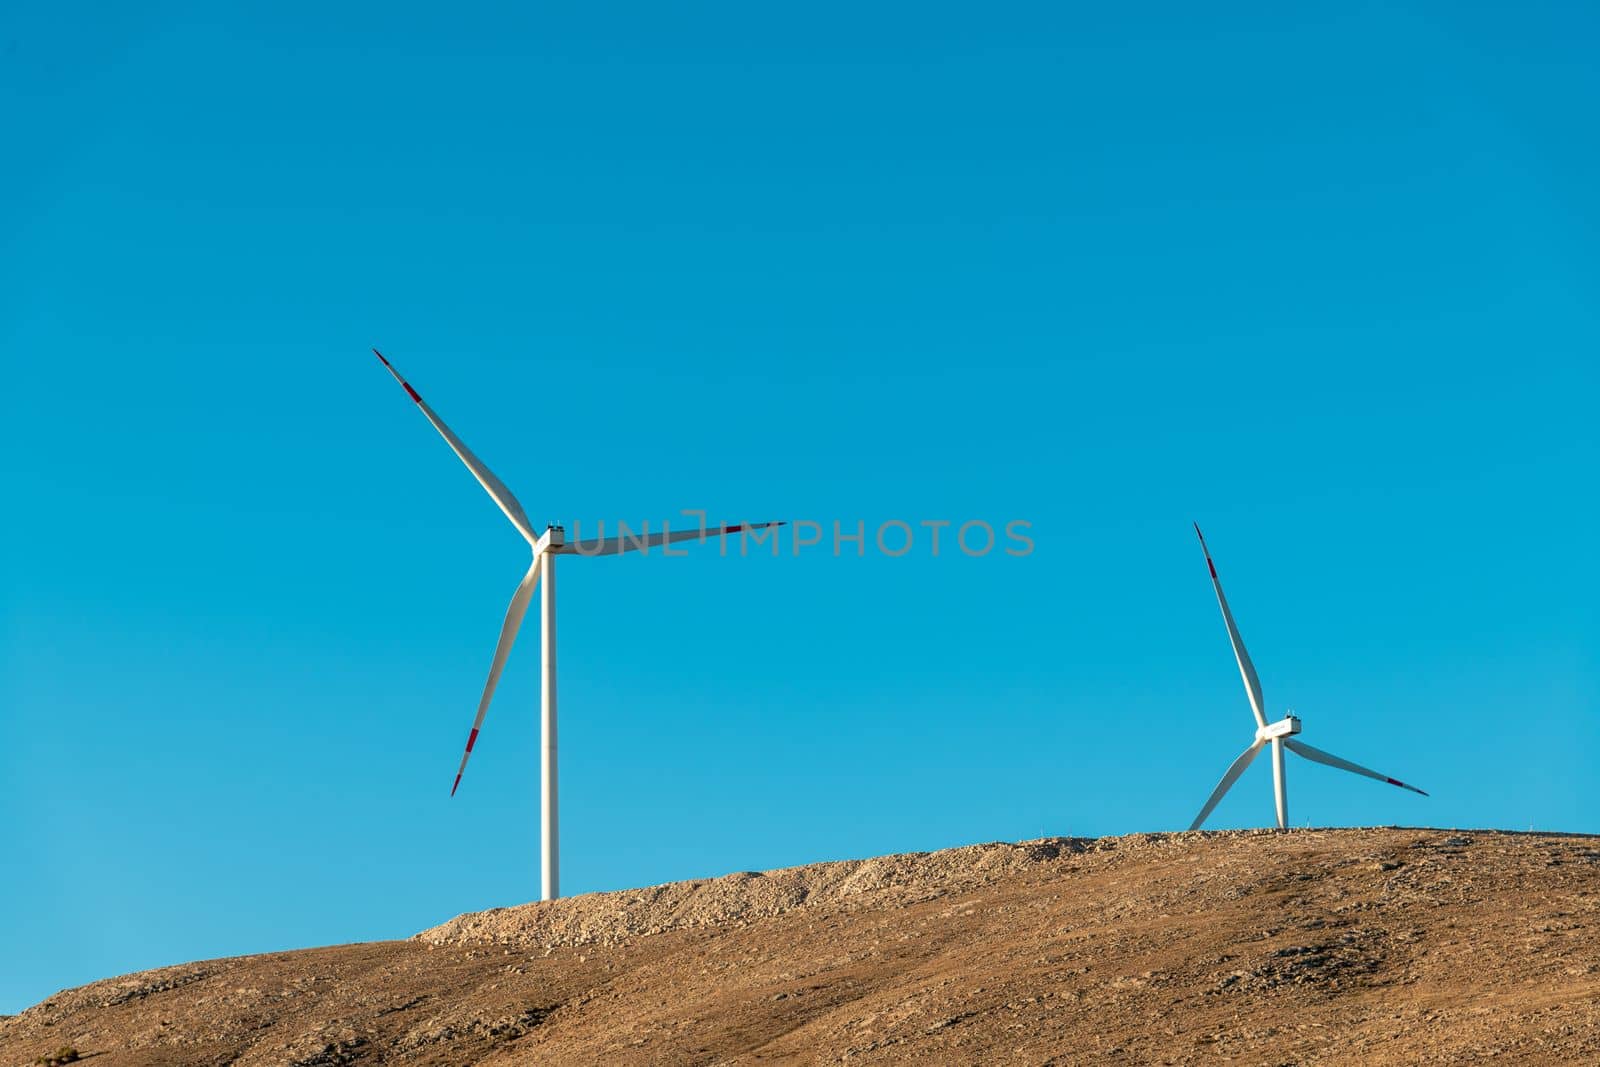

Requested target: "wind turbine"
[
  {"left": 373, "top": 349, "right": 782, "bottom": 900},
  {"left": 1188, "top": 525, "right": 1426, "bottom": 831}
]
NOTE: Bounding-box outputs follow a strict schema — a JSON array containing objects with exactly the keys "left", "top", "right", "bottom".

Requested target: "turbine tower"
[
  {"left": 1188, "top": 524, "right": 1427, "bottom": 831},
  {"left": 374, "top": 349, "right": 782, "bottom": 900}
]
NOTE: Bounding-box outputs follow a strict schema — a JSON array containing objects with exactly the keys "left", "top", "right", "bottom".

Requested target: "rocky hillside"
[{"left": 4, "top": 828, "right": 1599, "bottom": 1064}]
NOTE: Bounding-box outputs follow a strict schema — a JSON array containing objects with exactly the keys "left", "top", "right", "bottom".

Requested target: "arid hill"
[{"left": 4, "top": 828, "right": 1599, "bottom": 1065}]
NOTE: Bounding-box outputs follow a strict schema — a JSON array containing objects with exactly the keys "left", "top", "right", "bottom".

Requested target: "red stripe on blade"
[
  {"left": 450, "top": 773, "right": 462, "bottom": 797},
  {"left": 403, "top": 383, "right": 421, "bottom": 403},
  {"left": 1208, "top": 559, "right": 1217, "bottom": 578},
  {"left": 465, "top": 727, "right": 479, "bottom": 752}
]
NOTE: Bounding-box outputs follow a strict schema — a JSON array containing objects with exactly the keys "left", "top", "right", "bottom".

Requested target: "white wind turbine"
[
  {"left": 374, "top": 349, "right": 782, "bottom": 900},
  {"left": 1188, "top": 524, "right": 1427, "bottom": 831}
]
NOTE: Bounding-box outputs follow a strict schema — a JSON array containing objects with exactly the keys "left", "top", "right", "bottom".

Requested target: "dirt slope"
[{"left": 4, "top": 828, "right": 1599, "bottom": 1065}]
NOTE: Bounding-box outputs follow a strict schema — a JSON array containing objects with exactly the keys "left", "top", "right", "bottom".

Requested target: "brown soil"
[{"left": 4, "top": 828, "right": 1599, "bottom": 1065}]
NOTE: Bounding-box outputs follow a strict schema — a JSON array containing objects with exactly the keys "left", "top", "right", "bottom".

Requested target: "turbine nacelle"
[
  {"left": 1255, "top": 715, "right": 1302, "bottom": 743},
  {"left": 535, "top": 524, "right": 566, "bottom": 555}
]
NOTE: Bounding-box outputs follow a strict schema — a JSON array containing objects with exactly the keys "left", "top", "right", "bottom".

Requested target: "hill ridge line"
[{"left": 411, "top": 826, "right": 1527, "bottom": 950}]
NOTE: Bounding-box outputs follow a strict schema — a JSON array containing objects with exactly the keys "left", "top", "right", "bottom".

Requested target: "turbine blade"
[
  {"left": 450, "top": 556, "right": 542, "bottom": 796},
  {"left": 373, "top": 349, "right": 539, "bottom": 547},
  {"left": 566, "top": 521, "right": 786, "bottom": 556},
  {"left": 1194, "top": 524, "right": 1267, "bottom": 729},
  {"left": 1189, "top": 740, "right": 1265, "bottom": 830},
  {"left": 1284, "top": 738, "right": 1428, "bottom": 796}
]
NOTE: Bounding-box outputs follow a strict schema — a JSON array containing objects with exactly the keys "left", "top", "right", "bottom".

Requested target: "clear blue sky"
[{"left": 3, "top": 1, "right": 1596, "bottom": 1013}]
